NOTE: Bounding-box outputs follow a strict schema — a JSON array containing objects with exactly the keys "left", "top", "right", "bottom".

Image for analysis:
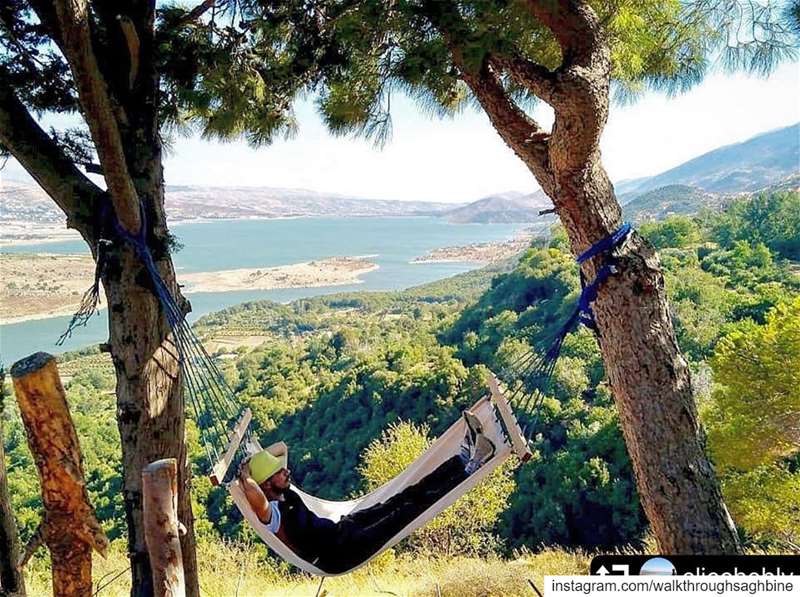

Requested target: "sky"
[{"left": 3, "top": 60, "right": 799, "bottom": 203}]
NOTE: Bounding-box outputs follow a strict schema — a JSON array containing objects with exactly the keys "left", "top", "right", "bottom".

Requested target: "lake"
[{"left": 1, "top": 216, "right": 530, "bottom": 363}]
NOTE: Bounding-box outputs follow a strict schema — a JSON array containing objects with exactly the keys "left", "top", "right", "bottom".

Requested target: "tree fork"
[
  {"left": 52, "top": 0, "right": 142, "bottom": 234},
  {"left": 10, "top": 352, "right": 110, "bottom": 595}
]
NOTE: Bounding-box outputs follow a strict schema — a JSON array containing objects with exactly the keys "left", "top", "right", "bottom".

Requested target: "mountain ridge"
[
  {"left": 2, "top": 123, "right": 797, "bottom": 229},
  {"left": 442, "top": 190, "right": 553, "bottom": 224},
  {"left": 0, "top": 180, "right": 458, "bottom": 226},
  {"left": 616, "top": 123, "right": 799, "bottom": 197}
]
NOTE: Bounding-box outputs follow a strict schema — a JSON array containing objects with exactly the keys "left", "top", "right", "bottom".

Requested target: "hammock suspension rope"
[
  {"left": 59, "top": 203, "right": 632, "bottom": 480},
  {"left": 495, "top": 222, "right": 633, "bottom": 440}
]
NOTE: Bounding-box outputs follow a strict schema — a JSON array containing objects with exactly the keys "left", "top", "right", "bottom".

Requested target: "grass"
[
  {"left": 23, "top": 540, "right": 590, "bottom": 596},
  {"left": 23, "top": 535, "right": 797, "bottom": 595}
]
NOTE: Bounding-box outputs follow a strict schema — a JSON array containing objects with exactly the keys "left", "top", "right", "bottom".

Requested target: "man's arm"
[{"left": 241, "top": 477, "right": 271, "bottom": 524}]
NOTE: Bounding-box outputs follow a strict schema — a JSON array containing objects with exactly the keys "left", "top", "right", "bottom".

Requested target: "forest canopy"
[{"left": 4, "top": 190, "right": 798, "bottom": 556}]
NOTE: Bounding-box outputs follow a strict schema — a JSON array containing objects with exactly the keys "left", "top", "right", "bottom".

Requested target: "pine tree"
[
  {"left": 302, "top": 0, "right": 797, "bottom": 553},
  {"left": 1, "top": 2, "right": 339, "bottom": 592}
]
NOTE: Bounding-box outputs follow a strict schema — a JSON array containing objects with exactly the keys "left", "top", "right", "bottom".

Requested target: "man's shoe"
[
  {"left": 463, "top": 409, "right": 483, "bottom": 443},
  {"left": 465, "top": 433, "right": 496, "bottom": 475}
]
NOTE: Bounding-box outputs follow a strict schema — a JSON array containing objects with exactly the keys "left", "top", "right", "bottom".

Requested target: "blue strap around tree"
[
  {"left": 509, "top": 222, "right": 633, "bottom": 425},
  {"left": 573, "top": 222, "right": 632, "bottom": 331},
  {"left": 550, "top": 222, "right": 632, "bottom": 353},
  {"left": 60, "top": 202, "right": 249, "bottom": 479},
  {"left": 112, "top": 207, "right": 185, "bottom": 331},
  {"left": 575, "top": 222, "right": 632, "bottom": 266}
]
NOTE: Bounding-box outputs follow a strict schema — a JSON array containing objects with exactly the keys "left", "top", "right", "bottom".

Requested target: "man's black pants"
[{"left": 316, "top": 456, "right": 468, "bottom": 573}]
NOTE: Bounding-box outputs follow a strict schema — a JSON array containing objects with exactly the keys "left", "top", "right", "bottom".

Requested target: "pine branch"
[
  {"left": 456, "top": 55, "right": 554, "bottom": 191},
  {"left": 173, "top": 0, "right": 219, "bottom": 28},
  {"left": 418, "top": 0, "right": 553, "bottom": 188},
  {"left": 488, "top": 54, "right": 560, "bottom": 106},
  {"left": 523, "top": 0, "right": 602, "bottom": 68}
]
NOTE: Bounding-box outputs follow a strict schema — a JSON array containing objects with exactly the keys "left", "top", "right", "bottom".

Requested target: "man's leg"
[{"left": 318, "top": 456, "right": 469, "bottom": 573}]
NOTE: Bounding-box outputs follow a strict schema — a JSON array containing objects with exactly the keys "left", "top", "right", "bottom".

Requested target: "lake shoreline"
[
  {"left": 180, "top": 257, "right": 379, "bottom": 293},
  {"left": 1, "top": 254, "right": 379, "bottom": 325},
  {"left": 0, "top": 216, "right": 525, "bottom": 363},
  {"left": 411, "top": 237, "right": 531, "bottom": 264}
]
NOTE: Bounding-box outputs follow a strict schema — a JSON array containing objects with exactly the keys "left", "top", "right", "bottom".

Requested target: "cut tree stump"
[
  {"left": 142, "top": 459, "right": 185, "bottom": 597},
  {"left": 10, "top": 352, "right": 109, "bottom": 596}
]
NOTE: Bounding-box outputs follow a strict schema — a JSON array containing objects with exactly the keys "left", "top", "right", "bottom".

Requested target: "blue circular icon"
[{"left": 640, "top": 557, "right": 677, "bottom": 576}]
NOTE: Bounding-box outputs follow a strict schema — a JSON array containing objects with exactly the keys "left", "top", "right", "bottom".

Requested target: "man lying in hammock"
[{"left": 239, "top": 411, "right": 495, "bottom": 573}]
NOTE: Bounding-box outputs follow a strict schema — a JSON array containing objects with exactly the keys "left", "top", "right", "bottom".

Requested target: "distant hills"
[
  {"left": 2, "top": 123, "right": 797, "bottom": 233},
  {"left": 0, "top": 180, "right": 64, "bottom": 224},
  {"left": 442, "top": 190, "right": 553, "bottom": 224},
  {"left": 165, "top": 186, "right": 452, "bottom": 220},
  {"left": 617, "top": 123, "right": 799, "bottom": 197},
  {"left": 0, "top": 182, "right": 455, "bottom": 227},
  {"left": 618, "top": 123, "right": 798, "bottom": 222},
  {"left": 437, "top": 123, "right": 798, "bottom": 224},
  {"left": 622, "top": 184, "right": 723, "bottom": 221}
]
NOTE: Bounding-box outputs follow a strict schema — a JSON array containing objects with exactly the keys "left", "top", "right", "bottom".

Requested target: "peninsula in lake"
[{"left": 0, "top": 253, "right": 378, "bottom": 324}]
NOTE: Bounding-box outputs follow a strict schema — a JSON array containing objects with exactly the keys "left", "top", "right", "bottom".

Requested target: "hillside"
[
  {"left": 443, "top": 190, "right": 553, "bottom": 223},
  {"left": 617, "top": 123, "right": 799, "bottom": 196},
  {"left": 0, "top": 181, "right": 84, "bottom": 245},
  {"left": 4, "top": 193, "right": 799, "bottom": 593},
  {"left": 0, "top": 179, "right": 455, "bottom": 234},
  {"left": 166, "top": 185, "right": 454, "bottom": 220},
  {"left": 621, "top": 173, "right": 800, "bottom": 222},
  {"left": 622, "top": 184, "right": 723, "bottom": 221}
]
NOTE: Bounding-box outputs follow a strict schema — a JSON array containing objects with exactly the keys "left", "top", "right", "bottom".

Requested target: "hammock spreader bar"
[{"left": 499, "top": 222, "right": 633, "bottom": 440}]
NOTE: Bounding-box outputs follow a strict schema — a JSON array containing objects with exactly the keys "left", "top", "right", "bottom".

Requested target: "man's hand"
[{"left": 238, "top": 457, "right": 251, "bottom": 482}]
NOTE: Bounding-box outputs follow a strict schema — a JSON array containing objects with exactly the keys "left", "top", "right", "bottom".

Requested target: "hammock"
[
  {"left": 228, "top": 384, "right": 528, "bottom": 576},
  {"left": 60, "top": 204, "right": 632, "bottom": 573}
]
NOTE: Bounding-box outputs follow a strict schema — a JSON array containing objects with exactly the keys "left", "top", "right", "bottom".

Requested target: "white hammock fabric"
[{"left": 228, "top": 395, "right": 519, "bottom": 576}]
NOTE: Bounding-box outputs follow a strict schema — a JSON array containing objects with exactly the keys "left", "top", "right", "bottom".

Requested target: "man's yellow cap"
[{"left": 249, "top": 449, "right": 287, "bottom": 485}]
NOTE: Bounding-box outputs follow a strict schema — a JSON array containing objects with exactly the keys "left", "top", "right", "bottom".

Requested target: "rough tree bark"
[
  {"left": 10, "top": 353, "right": 109, "bottom": 596},
  {"left": 0, "top": 369, "right": 26, "bottom": 597},
  {"left": 434, "top": 0, "right": 740, "bottom": 553},
  {"left": 0, "top": 3, "right": 200, "bottom": 593}
]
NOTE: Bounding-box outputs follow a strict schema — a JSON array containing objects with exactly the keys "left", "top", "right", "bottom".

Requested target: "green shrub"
[{"left": 358, "top": 421, "right": 516, "bottom": 557}]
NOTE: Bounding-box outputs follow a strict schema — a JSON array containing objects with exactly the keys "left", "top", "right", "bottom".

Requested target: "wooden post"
[
  {"left": 0, "top": 368, "right": 26, "bottom": 596},
  {"left": 10, "top": 352, "right": 109, "bottom": 596},
  {"left": 142, "top": 459, "right": 185, "bottom": 597}
]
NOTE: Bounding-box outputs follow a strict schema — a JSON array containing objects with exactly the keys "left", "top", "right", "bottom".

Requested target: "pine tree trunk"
[
  {"left": 1, "top": 3, "right": 201, "bottom": 591},
  {"left": 0, "top": 372, "right": 26, "bottom": 597},
  {"left": 548, "top": 156, "right": 740, "bottom": 553},
  {"left": 102, "top": 166, "right": 199, "bottom": 595}
]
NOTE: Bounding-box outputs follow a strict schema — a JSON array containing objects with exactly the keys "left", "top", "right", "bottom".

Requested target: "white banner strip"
[{"left": 544, "top": 575, "right": 800, "bottom": 596}]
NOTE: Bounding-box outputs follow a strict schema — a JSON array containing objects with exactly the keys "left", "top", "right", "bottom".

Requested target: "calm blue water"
[{"left": 1, "top": 217, "right": 524, "bottom": 363}]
